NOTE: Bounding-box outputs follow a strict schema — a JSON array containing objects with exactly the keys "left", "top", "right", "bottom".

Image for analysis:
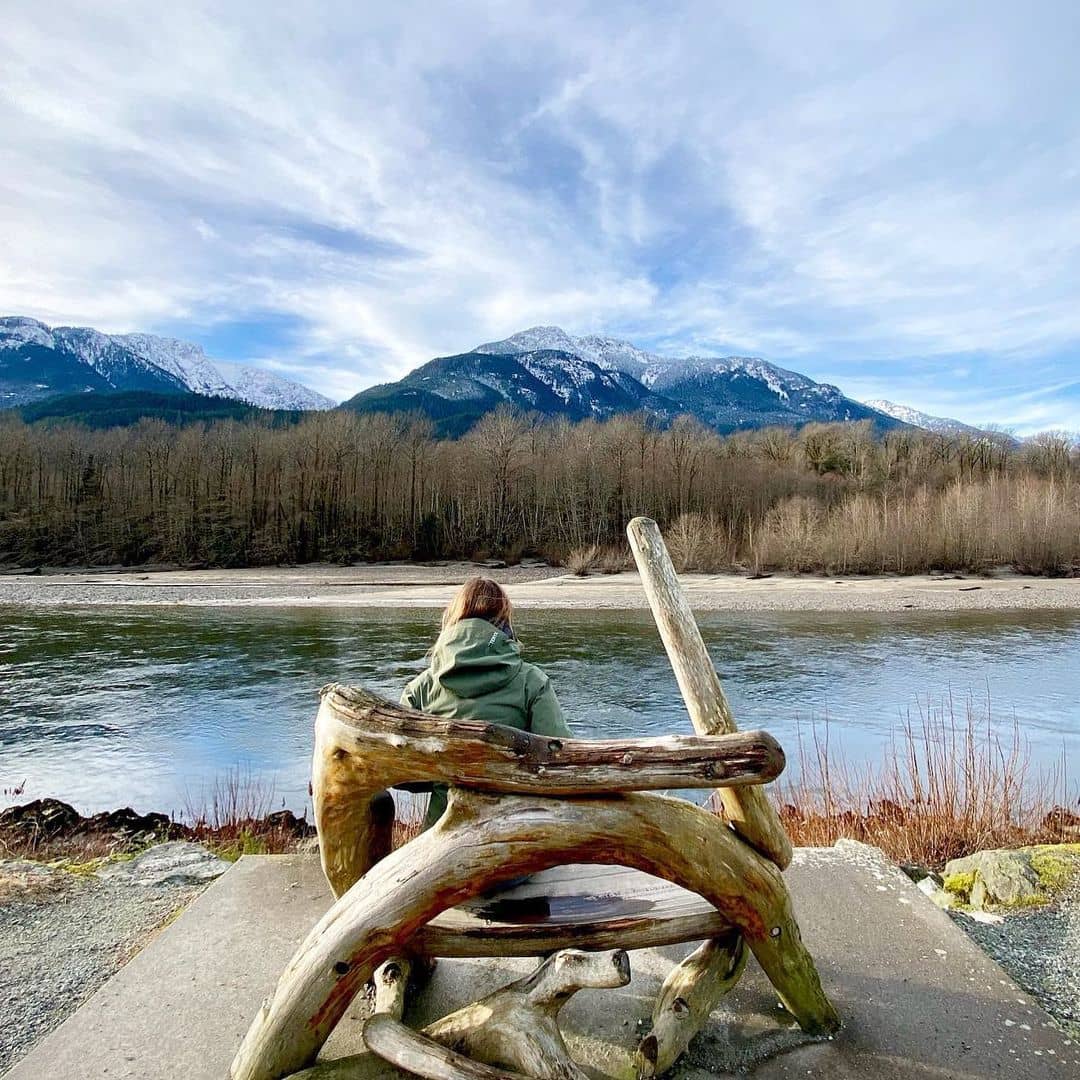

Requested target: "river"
[{"left": 1, "top": 606, "right": 1077, "bottom": 816}]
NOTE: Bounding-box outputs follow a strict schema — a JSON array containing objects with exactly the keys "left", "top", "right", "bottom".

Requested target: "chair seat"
[{"left": 418, "top": 864, "right": 730, "bottom": 957}]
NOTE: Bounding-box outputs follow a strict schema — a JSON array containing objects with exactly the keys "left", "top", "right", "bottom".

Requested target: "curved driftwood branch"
[
  {"left": 414, "top": 948, "right": 629, "bottom": 1080},
  {"left": 321, "top": 683, "right": 784, "bottom": 794},
  {"left": 315, "top": 683, "right": 784, "bottom": 895},
  {"left": 627, "top": 516, "right": 793, "bottom": 870},
  {"left": 635, "top": 933, "right": 748, "bottom": 1078},
  {"left": 231, "top": 789, "right": 839, "bottom": 1080},
  {"left": 365, "top": 1015, "right": 532, "bottom": 1080}
]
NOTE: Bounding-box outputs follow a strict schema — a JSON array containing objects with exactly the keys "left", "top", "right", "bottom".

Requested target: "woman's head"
[{"left": 442, "top": 576, "right": 514, "bottom": 635}]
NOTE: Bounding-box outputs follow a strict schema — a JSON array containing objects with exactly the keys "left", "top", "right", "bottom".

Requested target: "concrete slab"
[{"left": 7, "top": 842, "right": 1077, "bottom": 1079}]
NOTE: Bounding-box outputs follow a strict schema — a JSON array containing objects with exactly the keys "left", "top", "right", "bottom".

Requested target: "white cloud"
[{"left": 1, "top": 0, "right": 1078, "bottom": 426}]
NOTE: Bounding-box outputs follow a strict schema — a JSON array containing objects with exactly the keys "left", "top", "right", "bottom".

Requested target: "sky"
[{"left": 2, "top": 1, "right": 1079, "bottom": 433}]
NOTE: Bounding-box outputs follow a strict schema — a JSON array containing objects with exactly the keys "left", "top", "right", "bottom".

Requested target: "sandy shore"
[{"left": 2, "top": 562, "right": 1079, "bottom": 612}]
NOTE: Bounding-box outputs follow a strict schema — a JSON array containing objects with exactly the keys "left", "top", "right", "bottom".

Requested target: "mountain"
[
  {"left": 1, "top": 317, "right": 189, "bottom": 404},
  {"left": 863, "top": 399, "right": 992, "bottom": 438},
  {"left": 344, "top": 326, "right": 906, "bottom": 435},
  {"left": 343, "top": 347, "right": 681, "bottom": 435},
  {"left": 0, "top": 317, "right": 334, "bottom": 411}
]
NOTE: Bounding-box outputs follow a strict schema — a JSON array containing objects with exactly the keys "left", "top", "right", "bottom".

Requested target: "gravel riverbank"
[
  {"left": 0, "top": 845, "right": 227, "bottom": 1075},
  {"left": 2, "top": 562, "right": 1079, "bottom": 612},
  {"left": 952, "top": 870, "right": 1080, "bottom": 1040}
]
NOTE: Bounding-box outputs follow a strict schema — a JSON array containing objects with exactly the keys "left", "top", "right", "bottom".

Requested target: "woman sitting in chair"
[{"left": 401, "top": 576, "right": 571, "bottom": 828}]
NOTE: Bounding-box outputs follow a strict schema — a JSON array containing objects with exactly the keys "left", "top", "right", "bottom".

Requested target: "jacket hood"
[{"left": 429, "top": 617, "right": 522, "bottom": 697}]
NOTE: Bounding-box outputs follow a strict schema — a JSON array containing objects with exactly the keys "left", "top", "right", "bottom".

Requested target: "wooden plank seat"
[{"left": 420, "top": 864, "right": 731, "bottom": 957}]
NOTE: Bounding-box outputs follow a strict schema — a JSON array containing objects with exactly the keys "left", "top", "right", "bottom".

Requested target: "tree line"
[{"left": 0, "top": 408, "right": 1077, "bottom": 574}]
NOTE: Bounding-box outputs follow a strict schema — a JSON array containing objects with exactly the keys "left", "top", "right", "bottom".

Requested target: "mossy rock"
[
  {"left": 1030, "top": 844, "right": 1080, "bottom": 893},
  {"left": 943, "top": 844, "right": 1079, "bottom": 910},
  {"left": 942, "top": 870, "right": 976, "bottom": 899}
]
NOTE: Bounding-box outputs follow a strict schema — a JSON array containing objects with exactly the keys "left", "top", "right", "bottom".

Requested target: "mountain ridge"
[
  {"left": 345, "top": 326, "right": 906, "bottom": 436},
  {"left": 863, "top": 398, "right": 995, "bottom": 438},
  {"left": 0, "top": 316, "right": 334, "bottom": 411}
]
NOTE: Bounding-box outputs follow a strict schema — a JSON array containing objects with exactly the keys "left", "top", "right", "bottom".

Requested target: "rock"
[
  {"left": 0, "top": 799, "right": 81, "bottom": 840},
  {"left": 263, "top": 809, "right": 316, "bottom": 838},
  {"left": 916, "top": 876, "right": 953, "bottom": 909},
  {"left": 900, "top": 863, "right": 940, "bottom": 885},
  {"left": 97, "top": 842, "right": 229, "bottom": 888},
  {"left": 80, "top": 807, "right": 190, "bottom": 843},
  {"left": 295, "top": 835, "right": 320, "bottom": 855},
  {"left": 0, "top": 800, "right": 190, "bottom": 848},
  {"left": 944, "top": 849, "right": 1040, "bottom": 909}
]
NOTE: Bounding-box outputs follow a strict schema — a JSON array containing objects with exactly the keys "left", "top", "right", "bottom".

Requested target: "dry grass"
[
  {"left": 770, "top": 693, "right": 1077, "bottom": 868},
  {"left": 563, "top": 544, "right": 630, "bottom": 576},
  {"left": 665, "top": 512, "right": 738, "bottom": 572},
  {"left": 752, "top": 476, "right": 1080, "bottom": 576},
  {"left": 182, "top": 768, "right": 313, "bottom": 859}
]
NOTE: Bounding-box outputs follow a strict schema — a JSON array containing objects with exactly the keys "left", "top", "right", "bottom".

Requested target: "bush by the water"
[
  {"left": 0, "top": 409, "right": 1078, "bottom": 575},
  {"left": 773, "top": 693, "right": 1079, "bottom": 868}
]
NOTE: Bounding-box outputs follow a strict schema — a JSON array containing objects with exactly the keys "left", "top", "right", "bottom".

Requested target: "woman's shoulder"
[
  {"left": 519, "top": 659, "right": 551, "bottom": 698},
  {"left": 402, "top": 667, "right": 434, "bottom": 707}
]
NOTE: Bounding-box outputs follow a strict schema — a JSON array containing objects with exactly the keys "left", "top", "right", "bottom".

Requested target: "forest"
[{"left": 0, "top": 407, "right": 1077, "bottom": 575}]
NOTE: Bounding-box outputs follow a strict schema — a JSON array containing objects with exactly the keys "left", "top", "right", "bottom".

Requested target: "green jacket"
[{"left": 401, "top": 617, "right": 571, "bottom": 826}]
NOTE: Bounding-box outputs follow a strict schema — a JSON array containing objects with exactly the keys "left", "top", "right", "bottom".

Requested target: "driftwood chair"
[{"left": 232, "top": 518, "right": 839, "bottom": 1080}]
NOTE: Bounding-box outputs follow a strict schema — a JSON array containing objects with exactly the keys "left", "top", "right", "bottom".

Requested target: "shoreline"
[{"left": 1, "top": 562, "right": 1080, "bottom": 612}]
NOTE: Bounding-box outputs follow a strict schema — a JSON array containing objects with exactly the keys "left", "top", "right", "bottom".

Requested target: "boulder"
[
  {"left": 262, "top": 809, "right": 316, "bottom": 838},
  {"left": 80, "top": 807, "right": 190, "bottom": 843},
  {"left": 0, "top": 798, "right": 81, "bottom": 839},
  {"left": 98, "top": 842, "right": 229, "bottom": 888},
  {"left": 943, "top": 849, "right": 1039, "bottom": 909}
]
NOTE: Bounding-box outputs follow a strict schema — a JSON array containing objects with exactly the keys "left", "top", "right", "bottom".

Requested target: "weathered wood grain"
[
  {"left": 626, "top": 515, "right": 793, "bottom": 870},
  {"left": 635, "top": 933, "right": 747, "bottom": 1078},
  {"left": 365, "top": 1016, "right": 532, "bottom": 1080},
  {"left": 230, "top": 789, "right": 839, "bottom": 1080},
  {"left": 418, "top": 948, "right": 630, "bottom": 1080},
  {"left": 315, "top": 680, "right": 784, "bottom": 896},
  {"left": 418, "top": 864, "right": 731, "bottom": 957}
]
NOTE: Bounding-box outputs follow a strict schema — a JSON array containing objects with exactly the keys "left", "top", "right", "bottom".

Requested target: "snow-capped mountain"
[
  {"left": 345, "top": 347, "right": 678, "bottom": 435},
  {"left": 863, "top": 399, "right": 990, "bottom": 437},
  {"left": 346, "top": 326, "right": 906, "bottom": 435},
  {"left": 116, "top": 333, "right": 236, "bottom": 397},
  {"left": 1, "top": 317, "right": 188, "bottom": 404},
  {"left": 0, "top": 317, "right": 334, "bottom": 411},
  {"left": 476, "top": 326, "right": 660, "bottom": 379}
]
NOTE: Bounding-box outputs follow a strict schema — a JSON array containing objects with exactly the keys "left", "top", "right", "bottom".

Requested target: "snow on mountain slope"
[
  {"left": 476, "top": 326, "right": 661, "bottom": 377},
  {"left": 117, "top": 334, "right": 235, "bottom": 397},
  {"left": 0, "top": 316, "right": 54, "bottom": 350},
  {"left": 468, "top": 327, "right": 900, "bottom": 432},
  {"left": 863, "top": 399, "right": 986, "bottom": 437},
  {"left": 1, "top": 316, "right": 333, "bottom": 411},
  {"left": 213, "top": 362, "right": 334, "bottom": 411}
]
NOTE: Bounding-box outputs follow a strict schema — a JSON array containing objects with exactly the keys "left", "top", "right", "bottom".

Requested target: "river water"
[{"left": 1, "top": 606, "right": 1077, "bottom": 817}]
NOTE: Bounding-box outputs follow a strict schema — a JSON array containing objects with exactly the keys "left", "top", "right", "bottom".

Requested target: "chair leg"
[{"left": 635, "top": 932, "right": 747, "bottom": 1078}]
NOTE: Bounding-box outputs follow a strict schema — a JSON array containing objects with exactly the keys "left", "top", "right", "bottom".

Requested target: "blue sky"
[{"left": 2, "top": 2, "right": 1078, "bottom": 432}]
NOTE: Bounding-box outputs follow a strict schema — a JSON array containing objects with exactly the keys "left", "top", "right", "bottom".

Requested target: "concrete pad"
[{"left": 8, "top": 843, "right": 1077, "bottom": 1079}]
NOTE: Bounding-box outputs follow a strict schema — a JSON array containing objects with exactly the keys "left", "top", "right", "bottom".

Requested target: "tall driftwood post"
[
  {"left": 627, "top": 515, "right": 792, "bottom": 869},
  {"left": 628, "top": 516, "right": 797, "bottom": 1074}
]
